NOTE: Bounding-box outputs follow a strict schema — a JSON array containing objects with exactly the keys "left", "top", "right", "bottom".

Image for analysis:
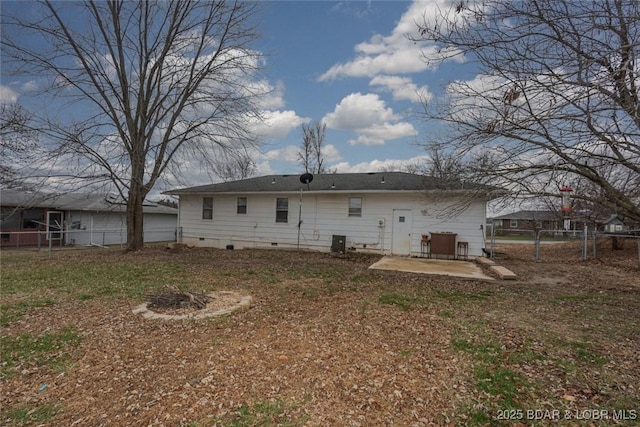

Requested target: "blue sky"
[
  {"left": 252, "top": 0, "right": 467, "bottom": 176},
  {"left": 1, "top": 0, "right": 475, "bottom": 190}
]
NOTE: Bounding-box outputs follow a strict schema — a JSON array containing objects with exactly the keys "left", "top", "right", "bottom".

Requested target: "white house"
[
  {"left": 165, "top": 172, "right": 496, "bottom": 258},
  {"left": 0, "top": 190, "right": 178, "bottom": 247}
]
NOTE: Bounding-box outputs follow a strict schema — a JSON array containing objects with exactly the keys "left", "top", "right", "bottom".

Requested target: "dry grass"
[{"left": 1, "top": 242, "right": 638, "bottom": 426}]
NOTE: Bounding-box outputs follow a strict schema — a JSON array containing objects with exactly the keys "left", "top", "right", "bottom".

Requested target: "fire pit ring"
[{"left": 132, "top": 290, "right": 251, "bottom": 320}]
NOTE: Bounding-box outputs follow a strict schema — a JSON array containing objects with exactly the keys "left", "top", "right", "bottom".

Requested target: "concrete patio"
[{"left": 369, "top": 256, "right": 495, "bottom": 280}]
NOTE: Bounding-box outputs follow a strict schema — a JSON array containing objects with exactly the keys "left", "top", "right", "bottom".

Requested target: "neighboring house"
[
  {"left": 601, "top": 214, "right": 627, "bottom": 233},
  {"left": 165, "top": 172, "right": 496, "bottom": 258},
  {"left": 488, "top": 209, "right": 586, "bottom": 234},
  {"left": 0, "top": 190, "right": 178, "bottom": 247},
  {"left": 489, "top": 210, "right": 561, "bottom": 233}
]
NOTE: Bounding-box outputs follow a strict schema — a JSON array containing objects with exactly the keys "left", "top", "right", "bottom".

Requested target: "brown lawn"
[{"left": 1, "top": 240, "right": 638, "bottom": 426}]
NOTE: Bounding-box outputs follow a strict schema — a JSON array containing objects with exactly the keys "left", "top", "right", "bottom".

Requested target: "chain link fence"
[{"left": 0, "top": 227, "right": 177, "bottom": 250}]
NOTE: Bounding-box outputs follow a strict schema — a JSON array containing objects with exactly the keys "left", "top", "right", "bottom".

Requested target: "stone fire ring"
[{"left": 132, "top": 291, "right": 252, "bottom": 320}]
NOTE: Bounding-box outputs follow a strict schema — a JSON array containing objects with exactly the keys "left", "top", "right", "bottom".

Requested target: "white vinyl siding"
[{"left": 177, "top": 192, "right": 487, "bottom": 258}]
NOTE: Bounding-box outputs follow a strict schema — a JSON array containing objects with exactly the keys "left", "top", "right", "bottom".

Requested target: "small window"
[
  {"left": 399, "top": 216, "right": 405, "bottom": 223},
  {"left": 348, "top": 197, "right": 362, "bottom": 217},
  {"left": 202, "top": 197, "right": 213, "bottom": 220},
  {"left": 276, "top": 198, "right": 288, "bottom": 223},
  {"left": 510, "top": 219, "right": 518, "bottom": 228},
  {"left": 237, "top": 197, "right": 247, "bottom": 214}
]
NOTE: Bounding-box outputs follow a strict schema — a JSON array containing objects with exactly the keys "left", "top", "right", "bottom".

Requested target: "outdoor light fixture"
[
  {"left": 381, "top": 176, "right": 385, "bottom": 184},
  {"left": 271, "top": 178, "right": 276, "bottom": 184},
  {"left": 331, "top": 183, "right": 335, "bottom": 189}
]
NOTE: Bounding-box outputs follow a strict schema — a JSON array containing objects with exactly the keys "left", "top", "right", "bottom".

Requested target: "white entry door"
[{"left": 392, "top": 209, "right": 413, "bottom": 255}]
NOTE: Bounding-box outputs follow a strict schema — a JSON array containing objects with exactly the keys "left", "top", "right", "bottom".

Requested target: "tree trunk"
[
  {"left": 611, "top": 236, "right": 624, "bottom": 251},
  {"left": 126, "top": 188, "right": 144, "bottom": 251},
  {"left": 127, "top": 157, "right": 147, "bottom": 252}
]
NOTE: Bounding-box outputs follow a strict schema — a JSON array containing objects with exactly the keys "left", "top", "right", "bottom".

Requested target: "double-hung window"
[
  {"left": 276, "top": 198, "right": 288, "bottom": 223},
  {"left": 202, "top": 197, "right": 213, "bottom": 220},
  {"left": 237, "top": 197, "right": 247, "bottom": 214},
  {"left": 348, "top": 197, "right": 362, "bottom": 217}
]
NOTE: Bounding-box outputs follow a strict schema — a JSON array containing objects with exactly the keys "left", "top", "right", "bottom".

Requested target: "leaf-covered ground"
[{"left": 1, "top": 240, "right": 638, "bottom": 426}]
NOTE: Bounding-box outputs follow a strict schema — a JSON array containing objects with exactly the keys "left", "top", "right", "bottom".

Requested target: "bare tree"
[
  {"left": 298, "top": 121, "right": 327, "bottom": 174},
  {"left": 211, "top": 147, "right": 257, "bottom": 182},
  {"left": 0, "top": 103, "right": 42, "bottom": 189},
  {"left": 2, "top": 1, "right": 265, "bottom": 250},
  {"left": 413, "top": 0, "right": 640, "bottom": 223},
  {"left": 424, "top": 142, "right": 466, "bottom": 181}
]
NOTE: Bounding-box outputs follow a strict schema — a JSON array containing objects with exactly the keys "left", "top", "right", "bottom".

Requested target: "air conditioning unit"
[{"left": 331, "top": 235, "right": 346, "bottom": 253}]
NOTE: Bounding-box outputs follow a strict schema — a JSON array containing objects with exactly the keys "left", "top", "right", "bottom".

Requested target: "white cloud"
[
  {"left": 262, "top": 143, "right": 342, "bottom": 164},
  {"left": 348, "top": 122, "right": 418, "bottom": 146},
  {"left": 254, "top": 79, "right": 286, "bottom": 110},
  {"left": 323, "top": 92, "right": 417, "bottom": 146},
  {"left": 319, "top": 45, "right": 430, "bottom": 80},
  {"left": 263, "top": 145, "right": 300, "bottom": 163},
  {"left": 253, "top": 110, "right": 310, "bottom": 140},
  {"left": 319, "top": 0, "right": 464, "bottom": 81},
  {"left": 369, "top": 75, "right": 433, "bottom": 103},
  {"left": 331, "top": 154, "right": 430, "bottom": 173},
  {"left": 20, "top": 81, "right": 38, "bottom": 92},
  {"left": 322, "top": 144, "right": 342, "bottom": 162},
  {"left": 324, "top": 93, "right": 397, "bottom": 129},
  {"left": 0, "top": 85, "right": 18, "bottom": 104}
]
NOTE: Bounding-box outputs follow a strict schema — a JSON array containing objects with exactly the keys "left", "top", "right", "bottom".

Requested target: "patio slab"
[{"left": 369, "top": 256, "right": 495, "bottom": 281}]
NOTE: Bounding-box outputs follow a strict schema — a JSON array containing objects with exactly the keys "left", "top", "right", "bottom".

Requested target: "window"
[
  {"left": 1, "top": 209, "right": 21, "bottom": 229},
  {"left": 510, "top": 219, "right": 518, "bottom": 228},
  {"left": 348, "top": 197, "right": 362, "bottom": 217},
  {"left": 202, "top": 197, "right": 213, "bottom": 220},
  {"left": 237, "top": 197, "right": 247, "bottom": 214},
  {"left": 23, "top": 209, "right": 44, "bottom": 229},
  {"left": 276, "top": 198, "right": 288, "bottom": 223}
]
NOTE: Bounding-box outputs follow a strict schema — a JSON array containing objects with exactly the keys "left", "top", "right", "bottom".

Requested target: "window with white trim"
[
  {"left": 348, "top": 197, "right": 362, "bottom": 217},
  {"left": 202, "top": 197, "right": 213, "bottom": 220},
  {"left": 276, "top": 198, "right": 288, "bottom": 223},
  {"left": 237, "top": 197, "right": 247, "bottom": 214}
]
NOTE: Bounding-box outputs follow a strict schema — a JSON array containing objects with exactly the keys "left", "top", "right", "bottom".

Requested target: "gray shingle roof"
[
  {"left": 165, "top": 172, "right": 494, "bottom": 195},
  {"left": 490, "top": 210, "right": 561, "bottom": 221},
  {"left": 0, "top": 190, "right": 177, "bottom": 215}
]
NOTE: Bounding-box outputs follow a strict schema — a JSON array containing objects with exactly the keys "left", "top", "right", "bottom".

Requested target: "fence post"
[
  {"left": 582, "top": 224, "right": 588, "bottom": 261},
  {"left": 592, "top": 230, "right": 597, "bottom": 259}
]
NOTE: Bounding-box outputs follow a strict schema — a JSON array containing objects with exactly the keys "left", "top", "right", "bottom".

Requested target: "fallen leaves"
[{"left": 1, "top": 245, "right": 639, "bottom": 426}]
